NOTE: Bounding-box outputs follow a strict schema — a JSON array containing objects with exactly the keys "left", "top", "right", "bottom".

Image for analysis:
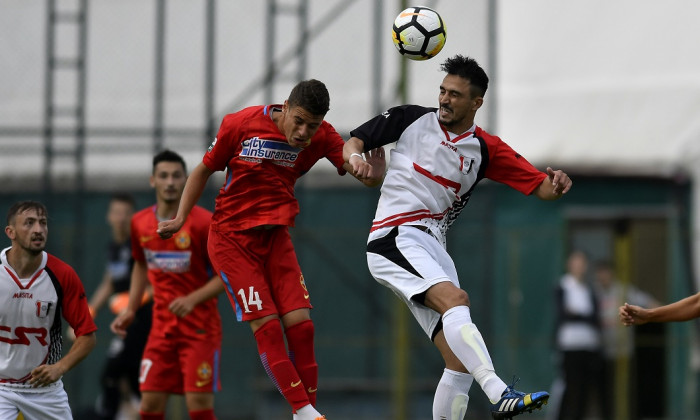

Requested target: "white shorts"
[
  {"left": 367, "top": 225, "right": 458, "bottom": 339},
  {"left": 0, "top": 382, "right": 72, "bottom": 419}
]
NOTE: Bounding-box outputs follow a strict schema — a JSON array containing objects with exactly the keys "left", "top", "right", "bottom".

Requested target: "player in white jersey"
[
  {"left": 344, "top": 55, "right": 572, "bottom": 420},
  {"left": 0, "top": 201, "right": 97, "bottom": 419}
]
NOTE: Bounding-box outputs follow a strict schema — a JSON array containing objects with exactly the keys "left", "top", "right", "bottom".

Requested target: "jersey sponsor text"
[{"left": 240, "top": 137, "right": 300, "bottom": 165}]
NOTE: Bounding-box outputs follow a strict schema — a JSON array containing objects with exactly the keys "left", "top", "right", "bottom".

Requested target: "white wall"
[{"left": 0, "top": 0, "right": 491, "bottom": 188}]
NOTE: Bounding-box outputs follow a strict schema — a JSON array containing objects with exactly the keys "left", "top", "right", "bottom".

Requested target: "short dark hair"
[
  {"left": 287, "top": 79, "right": 330, "bottom": 116},
  {"left": 7, "top": 201, "right": 48, "bottom": 226},
  {"left": 110, "top": 192, "right": 136, "bottom": 209},
  {"left": 153, "top": 149, "right": 187, "bottom": 174},
  {"left": 440, "top": 55, "right": 489, "bottom": 98}
]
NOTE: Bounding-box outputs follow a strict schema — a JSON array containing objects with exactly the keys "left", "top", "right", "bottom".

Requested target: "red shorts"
[
  {"left": 139, "top": 333, "right": 221, "bottom": 394},
  {"left": 208, "top": 226, "right": 312, "bottom": 322}
]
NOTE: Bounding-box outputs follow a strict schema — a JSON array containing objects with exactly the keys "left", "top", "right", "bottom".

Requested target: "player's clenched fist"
[{"left": 157, "top": 217, "right": 184, "bottom": 239}]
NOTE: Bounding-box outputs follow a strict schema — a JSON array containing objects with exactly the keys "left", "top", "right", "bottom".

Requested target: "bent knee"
[
  {"left": 454, "top": 289, "right": 470, "bottom": 307},
  {"left": 425, "top": 282, "right": 470, "bottom": 313}
]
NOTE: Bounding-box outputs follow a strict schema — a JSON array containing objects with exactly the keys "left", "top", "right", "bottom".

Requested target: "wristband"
[{"left": 350, "top": 152, "right": 365, "bottom": 161}]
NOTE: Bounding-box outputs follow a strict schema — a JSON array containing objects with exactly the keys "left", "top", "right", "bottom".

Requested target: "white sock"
[
  {"left": 296, "top": 404, "right": 322, "bottom": 420},
  {"left": 442, "top": 306, "right": 506, "bottom": 403},
  {"left": 433, "top": 369, "right": 473, "bottom": 420}
]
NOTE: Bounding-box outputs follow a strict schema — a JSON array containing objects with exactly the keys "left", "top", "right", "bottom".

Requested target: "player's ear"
[{"left": 472, "top": 96, "right": 484, "bottom": 111}]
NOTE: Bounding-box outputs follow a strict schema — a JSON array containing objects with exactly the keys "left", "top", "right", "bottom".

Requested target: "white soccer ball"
[{"left": 392, "top": 6, "right": 447, "bottom": 61}]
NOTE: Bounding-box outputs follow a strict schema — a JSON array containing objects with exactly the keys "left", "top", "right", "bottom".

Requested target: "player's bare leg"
[
  {"left": 425, "top": 282, "right": 548, "bottom": 418},
  {"left": 433, "top": 330, "right": 473, "bottom": 420},
  {"left": 424, "top": 282, "right": 508, "bottom": 402},
  {"left": 185, "top": 392, "right": 216, "bottom": 419},
  {"left": 139, "top": 391, "right": 168, "bottom": 419}
]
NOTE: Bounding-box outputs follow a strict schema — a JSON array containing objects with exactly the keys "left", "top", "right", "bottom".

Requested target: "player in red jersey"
[
  {"left": 1, "top": 201, "right": 97, "bottom": 419},
  {"left": 157, "top": 79, "right": 385, "bottom": 420},
  {"left": 111, "top": 150, "right": 224, "bottom": 420}
]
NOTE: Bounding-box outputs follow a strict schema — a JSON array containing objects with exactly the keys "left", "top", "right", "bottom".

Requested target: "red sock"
[
  {"left": 139, "top": 413, "right": 165, "bottom": 420},
  {"left": 189, "top": 408, "right": 217, "bottom": 420},
  {"left": 254, "top": 319, "right": 310, "bottom": 411},
  {"left": 286, "top": 319, "right": 318, "bottom": 406}
]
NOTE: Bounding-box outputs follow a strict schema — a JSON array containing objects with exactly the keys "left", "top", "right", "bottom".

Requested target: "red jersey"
[
  {"left": 131, "top": 205, "right": 221, "bottom": 339},
  {"left": 0, "top": 248, "right": 96, "bottom": 389},
  {"left": 203, "top": 104, "right": 347, "bottom": 231}
]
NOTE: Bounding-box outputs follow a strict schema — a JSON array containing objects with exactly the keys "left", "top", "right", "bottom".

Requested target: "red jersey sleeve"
[
  {"left": 481, "top": 130, "right": 546, "bottom": 195},
  {"left": 320, "top": 122, "right": 347, "bottom": 176},
  {"left": 47, "top": 255, "right": 97, "bottom": 337},
  {"left": 204, "top": 112, "right": 244, "bottom": 172}
]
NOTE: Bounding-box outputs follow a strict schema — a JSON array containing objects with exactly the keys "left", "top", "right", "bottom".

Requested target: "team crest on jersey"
[
  {"left": 459, "top": 155, "right": 475, "bottom": 175},
  {"left": 174, "top": 231, "right": 191, "bottom": 249},
  {"left": 35, "top": 300, "right": 53, "bottom": 318},
  {"left": 196, "top": 361, "right": 213, "bottom": 387},
  {"left": 299, "top": 274, "right": 310, "bottom": 299},
  {"left": 240, "top": 137, "right": 300, "bottom": 167}
]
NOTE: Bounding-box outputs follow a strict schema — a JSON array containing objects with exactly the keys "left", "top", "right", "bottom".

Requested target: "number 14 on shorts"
[{"left": 238, "top": 286, "right": 262, "bottom": 313}]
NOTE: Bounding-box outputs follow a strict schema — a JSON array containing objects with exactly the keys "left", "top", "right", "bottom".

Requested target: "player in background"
[
  {"left": 1, "top": 201, "right": 97, "bottom": 419},
  {"left": 84, "top": 193, "right": 152, "bottom": 419},
  {"left": 157, "top": 79, "right": 385, "bottom": 420},
  {"left": 344, "top": 55, "right": 572, "bottom": 420},
  {"left": 620, "top": 292, "right": 700, "bottom": 325},
  {"left": 111, "top": 150, "right": 224, "bottom": 420},
  {"left": 552, "top": 250, "right": 608, "bottom": 420}
]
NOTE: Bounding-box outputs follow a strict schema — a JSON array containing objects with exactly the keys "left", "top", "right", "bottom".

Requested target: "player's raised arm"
[
  {"left": 343, "top": 137, "right": 385, "bottom": 187},
  {"left": 620, "top": 292, "right": 700, "bottom": 325},
  {"left": 158, "top": 162, "right": 214, "bottom": 239},
  {"left": 533, "top": 167, "right": 573, "bottom": 200}
]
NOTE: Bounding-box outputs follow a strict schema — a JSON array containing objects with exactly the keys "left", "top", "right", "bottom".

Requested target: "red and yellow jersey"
[
  {"left": 203, "top": 104, "right": 347, "bottom": 231},
  {"left": 131, "top": 205, "right": 221, "bottom": 339},
  {"left": 0, "top": 248, "right": 96, "bottom": 388}
]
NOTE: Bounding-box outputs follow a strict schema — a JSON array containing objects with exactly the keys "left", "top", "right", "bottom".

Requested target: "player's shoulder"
[
  {"left": 217, "top": 105, "right": 269, "bottom": 138},
  {"left": 131, "top": 206, "right": 155, "bottom": 224},
  {"left": 130, "top": 206, "right": 159, "bottom": 236},
  {"left": 390, "top": 104, "right": 437, "bottom": 119},
  {"left": 45, "top": 253, "right": 79, "bottom": 280},
  {"left": 474, "top": 125, "right": 504, "bottom": 146}
]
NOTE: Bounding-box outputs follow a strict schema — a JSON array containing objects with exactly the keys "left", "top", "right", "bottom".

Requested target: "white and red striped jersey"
[
  {"left": 0, "top": 247, "right": 96, "bottom": 391},
  {"left": 351, "top": 105, "right": 546, "bottom": 241}
]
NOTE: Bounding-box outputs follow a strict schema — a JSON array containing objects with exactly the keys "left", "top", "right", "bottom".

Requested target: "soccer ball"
[{"left": 392, "top": 6, "right": 446, "bottom": 61}]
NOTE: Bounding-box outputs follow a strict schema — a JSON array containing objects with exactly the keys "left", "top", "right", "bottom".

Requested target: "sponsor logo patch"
[{"left": 240, "top": 137, "right": 300, "bottom": 167}]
